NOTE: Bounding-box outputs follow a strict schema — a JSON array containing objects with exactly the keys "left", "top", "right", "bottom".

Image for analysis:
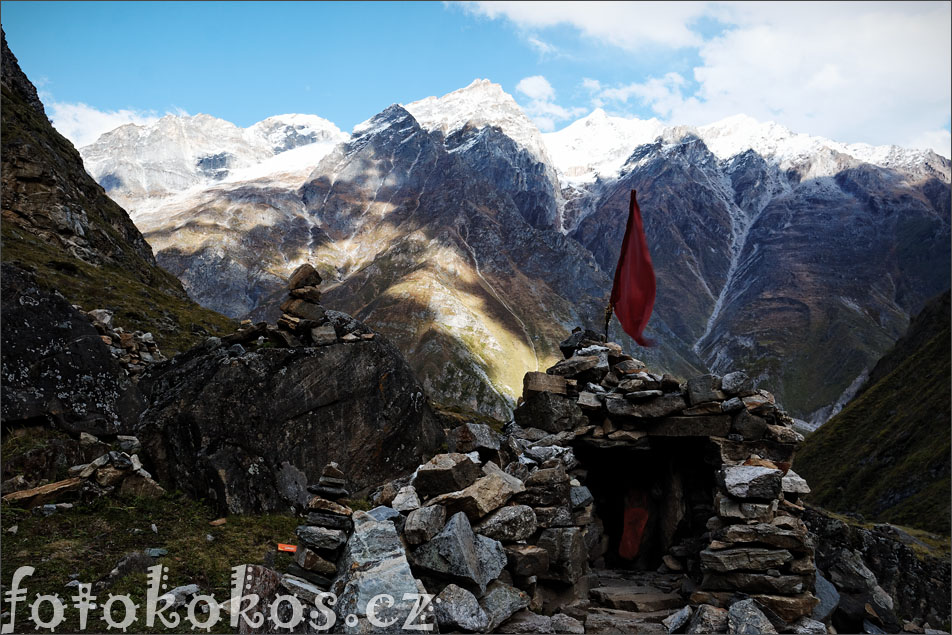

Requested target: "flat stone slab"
[
  {"left": 589, "top": 587, "right": 685, "bottom": 612},
  {"left": 585, "top": 609, "right": 670, "bottom": 633},
  {"left": 700, "top": 547, "right": 793, "bottom": 572},
  {"left": 750, "top": 594, "right": 819, "bottom": 624},
  {"left": 720, "top": 465, "right": 783, "bottom": 499},
  {"left": 1, "top": 477, "right": 81, "bottom": 507},
  {"left": 524, "top": 371, "right": 568, "bottom": 396},
  {"left": 546, "top": 356, "right": 599, "bottom": 377},
  {"left": 717, "top": 523, "right": 809, "bottom": 551},
  {"left": 703, "top": 571, "right": 806, "bottom": 594},
  {"left": 607, "top": 393, "right": 687, "bottom": 418}
]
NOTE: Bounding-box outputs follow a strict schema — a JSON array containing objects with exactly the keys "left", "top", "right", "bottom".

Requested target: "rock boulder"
[{"left": 136, "top": 334, "right": 443, "bottom": 513}]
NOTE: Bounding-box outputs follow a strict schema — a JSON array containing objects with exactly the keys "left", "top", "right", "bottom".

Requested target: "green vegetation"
[
  {"left": 2, "top": 225, "right": 235, "bottom": 355},
  {"left": 813, "top": 507, "right": 951, "bottom": 563},
  {"left": 0, "top": 494, "right": 299, "bottom": 633},
  {"left": 735, "top": 299, "right": 899, "bottom": 420},
  {"left": 1, "top": 427, "right": 71, "bottom": 462},
  {"left": 796, "top": 292, "right": 951, "bottom": 535},
  {"left": 343, "top": 497, "right": 373, "bottom": 512}
]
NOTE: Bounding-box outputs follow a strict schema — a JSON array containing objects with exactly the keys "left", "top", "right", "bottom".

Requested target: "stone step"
[
  {"left": 589, "top": 587, "right": 685, "bottom": 612},
  {"left": 584, "top": 608, "right": 672, "bottom": 633},
  {"left": 591, "top": 570, "right": 686, "bottom": 593},
  {"left": 591, "top": 577, "right": 662, "bottom": 591}
]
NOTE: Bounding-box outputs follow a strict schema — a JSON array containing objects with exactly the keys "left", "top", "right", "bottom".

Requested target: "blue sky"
[{"left": 2, "top": 1, "right": 950, "bottom": 156}]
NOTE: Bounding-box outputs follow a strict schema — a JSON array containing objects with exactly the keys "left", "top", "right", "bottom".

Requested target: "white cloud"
[
  {"left": 466, "top": 1, "right": 952, "bottom": 152},
  {"left": 462, "top": 1, "right": 708, "bottom": 50},
  {"left": 45, "top": 101, "right": 167, "bottom": 147},
  {"left": 516, "top": 75, "right": 555, "bottom": 101},
  {"left": 599, "top": 73, "right": 687, "bottom": 119},
  {"left": 905, "top": 129, "right": 952, "bottom": 159},
  {"left": 527, "top": 36, "right": 557, "bottom": 56},
  {"left": 581, "top": 78, "right": 601, "bottom": 92},
  {"left": 515, "top": 75, "right": 586, "bottom": 131}
]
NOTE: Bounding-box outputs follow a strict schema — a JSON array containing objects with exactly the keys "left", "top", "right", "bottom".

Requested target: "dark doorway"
[{"left": 574, "top": 438, "right": 716, "bottom": 570}]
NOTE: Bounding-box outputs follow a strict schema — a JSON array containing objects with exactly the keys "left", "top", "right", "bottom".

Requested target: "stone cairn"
[
  {"left": 284, "top": 463, "right": 355, "bottom": 590},
  {"left": 253, "top": 327, "right": 821, "bottom": 634},
  {"left": 1, "top": 433, "right": 164, "bottom": 510},
  {"left": 224, "top": 263, "right": 375, "bottom": 350},
  {"left": 84, "top": 308, "right": 167, "bottom": 376}
]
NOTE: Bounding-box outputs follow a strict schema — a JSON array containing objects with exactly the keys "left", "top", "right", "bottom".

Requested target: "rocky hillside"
[
  {"left": 563, "top": 118, "right": 951, "bottom": 424},
  {"left": 79, "top": 82, "right": 951, "bottom": 423},
  {"left": 130, "top": 93, "right": 614, "bottom": 420},
  {"left": 795, "top": 290, "right": 951, "bottom": 534},
  {"left": 2, "top": 33, "right": 444, "bottom": 502},
  {"left": 0, "top": 29, "right": 234, "bottom": 356}
]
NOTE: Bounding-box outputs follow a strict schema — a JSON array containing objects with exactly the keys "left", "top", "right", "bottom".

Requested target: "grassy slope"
[
  {"left": 1, "top": 224, "right": 234, "bottom": 355},
  {"left": 0, "top": 494, "right": 299, "bottom": 633},
  {"left": 796, "top": 291, "right": 951, "bottom": 534}
]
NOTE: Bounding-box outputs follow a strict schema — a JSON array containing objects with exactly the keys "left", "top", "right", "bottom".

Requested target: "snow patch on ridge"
[
  {"left": 543, "top": 110, "right": 950, "bottom": 186},
  {"left": 80, "top": 112, "right": 348, "bottom": 219},
  {"left": 542, "top": 109, "right": 665, "bottom": 185},
  {"left": 405, "top": 79, "right": 553, "bottom": 166}
]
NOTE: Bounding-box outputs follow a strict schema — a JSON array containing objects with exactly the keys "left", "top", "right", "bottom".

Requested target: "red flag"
[{"left": 609, "top": 190, "right": 656, "bottom": 346}]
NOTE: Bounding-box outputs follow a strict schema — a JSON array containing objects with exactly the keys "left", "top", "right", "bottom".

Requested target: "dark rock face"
[
  {"left": 570, "top": 138, "right": 733, "bottom": 373},
  {"left": 1, "top": 32, "right": 232, "bottom": 358},
  {"left": 135, "top": 335, "right": 444, "bottom": 513},
  {"left": 803, "top": 507, "right": 950, "bottom": 629},
  {"left": 0, "top": 263, "right": 143, "bottom": 434},
  {"left": 444, "top": 124, "right": 560, "bottom": 230},
  {"left": 0, "top": 30, "right": 45, "bottom": 118},
  {"left": 195, "top": 152, "right": 231, "bottom": 180}
]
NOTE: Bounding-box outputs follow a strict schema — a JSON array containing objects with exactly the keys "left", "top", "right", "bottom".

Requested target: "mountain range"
[{"left": 77, "top": 79, "right": 951, "bottom": 423}]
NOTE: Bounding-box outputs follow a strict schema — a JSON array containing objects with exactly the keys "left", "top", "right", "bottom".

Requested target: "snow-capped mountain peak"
[
  {"left": 248, "top": 113, "right": 347, "bottom": 154},
  {"left": 543, "top": 108, "right": 949, "bottom": 185},
  {"left": 405, "top": 78, "right": 551, "bottom": 164},
  {"left": 80, "top": 111, "right": 349, "bottom": 218},
  {"left": 697, "top": 114, "right": 950, "bottom": 179},
  {"left": 542, "top": 110, "right": 665, "bottom": 183}
]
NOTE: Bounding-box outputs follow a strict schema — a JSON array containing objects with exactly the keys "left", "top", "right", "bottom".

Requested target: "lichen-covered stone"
[
  {"left": 411, "top": 512, "right": 506, "bottom": 593},
  {"left": 414, "top": 453, "right": 481, "bottom": 499},
  {"left": 404, "top": 505, "right": 446, "bottom": 545},
  {"left": 475, "top": 504, "right": 537, "bottom": 542},
  {"left": 434, "top": 584, "right": 489, "bottom": 633},
  {"left": 727, "top": 598, "right": 777, "bottom": 634}
]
